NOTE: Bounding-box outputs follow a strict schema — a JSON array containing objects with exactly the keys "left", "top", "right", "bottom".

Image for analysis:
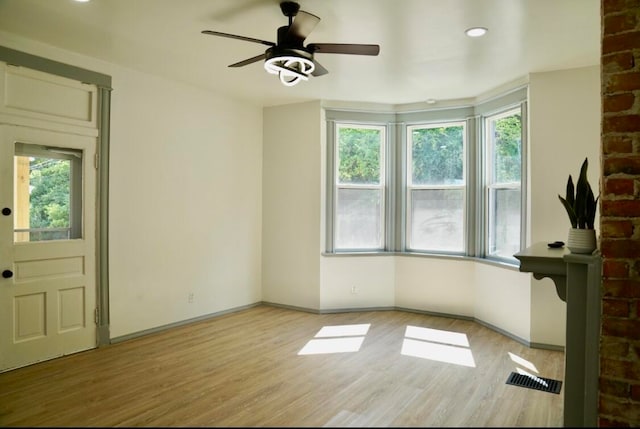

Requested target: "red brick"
[
  {"left": 601, "top": 356, "right": 640, "bottom": 378},
  {"left": 604, "top": 298, "right": 632, "bottom": 317},
  {"left": 603, "top": 115, "right": 640, "bottom": 133},
  {"left": 604, "top": 178, "right": 636, "bottom": 196},
  {"left": 602, "top": 377, "right": 633, "bottom": 396},
  {"left": 603, "top": 135, "right": 634, "bottom": 153},
  {"left": 603, "top": 52, "right": 637, "bottom": 73},
  {"left": 604, "top": 259, "right": 631, "bottom": 276},
  {"left": 602, "top": 239, "right": 640, "bottom": 257},
  {"left": 598, "top": 415, "right": 631, "bottom": 427},
  {"left": 604, "top": 71, "right": 640, "bottom": 93},
  {"left": 603, "top": 31, "right": 640, "bottom": 54},
  {"left": 602, "top": 200, "right": 640, "bottom": 216},
  {"left": 603, "top": 0, "right": 640, "bottom": 16},
  {"left": 603, "top": 278, "right": 640, "bottom": 298},
  {"left": 602, "top": 336, "right": 632, "bottom": 357},
  {"left": 601, "top": 219, "right": 634, "bottom": 237},
  {"left": 632, "top": 384, "right": 640, "bottom": 401},
  {"left": 605, "top": 12, "right": 639, "bottom": 34},
  {"left": 600, "top": 393, "right": 640, "bottom": 423},
  {"left": 604, "top": 93, "right": 637, "bottom": 112},
  {"left": 604, "top": 156, "right": 640, "bottom": 175}
]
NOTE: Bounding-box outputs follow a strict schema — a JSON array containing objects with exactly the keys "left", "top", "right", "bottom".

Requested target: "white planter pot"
[{"left": 567, "top": 228, "right": 597, "bottom": 254}]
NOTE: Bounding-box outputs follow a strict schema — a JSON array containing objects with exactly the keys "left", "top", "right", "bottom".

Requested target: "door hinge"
[
  {"left": 94, "top": 153, "right": 99, "bottom": 169},
  {"left": 94, "top": 307, "right": 99, "bottom": 325}
]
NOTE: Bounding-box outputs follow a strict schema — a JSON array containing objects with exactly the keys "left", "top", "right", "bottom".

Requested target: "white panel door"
[{"left": 0, "top": 125, "right": 97, "bottom": 372}]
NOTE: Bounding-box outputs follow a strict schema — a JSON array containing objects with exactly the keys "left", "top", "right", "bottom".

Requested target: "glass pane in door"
[{"left": 14, "top": 144, "right": 81, "bottom": 242}]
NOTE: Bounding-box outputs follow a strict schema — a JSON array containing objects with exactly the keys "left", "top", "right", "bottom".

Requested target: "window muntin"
[
  {"left": 14, "top": 143, "right": 83, "bottom": 243},
  {"left": 407, "top": 123, "right": 466, "bottom": 253},
  {"left": 485, "top": 108, "right": 522, "bottom": 260},
  {"left": 334, "top": 124, "right": 385, "bottom": 250}
]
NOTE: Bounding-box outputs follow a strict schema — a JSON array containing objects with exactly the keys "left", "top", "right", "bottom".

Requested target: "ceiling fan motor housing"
[{"left": 265, "top": 45, "right": 313, "bottom": 63}]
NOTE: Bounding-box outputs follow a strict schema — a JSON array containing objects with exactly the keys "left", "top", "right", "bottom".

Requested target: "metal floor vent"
[{"left": 505, "top": 372, "right": 562, "bottom": 394}]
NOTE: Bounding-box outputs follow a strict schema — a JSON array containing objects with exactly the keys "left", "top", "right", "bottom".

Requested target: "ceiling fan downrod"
[{"left": 280, "top": 1, "right": 301, "bottom": 26}]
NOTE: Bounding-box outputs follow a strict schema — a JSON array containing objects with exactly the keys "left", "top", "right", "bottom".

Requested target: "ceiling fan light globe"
[
  {"left": 280, "top": 74, "right": 302, "bottom": 86},
  {"left": 264, "top": 55, "right": 315, "bottom": 86}
]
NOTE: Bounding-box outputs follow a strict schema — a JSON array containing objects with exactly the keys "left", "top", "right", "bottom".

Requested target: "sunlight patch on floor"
[
  {"left": 508, "top": 351, "right": 539, "bottom": 373},
  {"left": 298, "top": 323, "right": 371, "bottom": 355},
  {"left": 401, "top": 338, "right": 476, "bottom": 367},
  {"left": 404, "top": 325, "right": 470, "bottom": 347},
  {"left": 401, "top": 326, "right": 475, "bottom": 367},
  {"left": 315, "top": 324, "right": 370, "bottom": 337},
  {"left": 298, "top": 336, "right": 366, "bottom": 355}
]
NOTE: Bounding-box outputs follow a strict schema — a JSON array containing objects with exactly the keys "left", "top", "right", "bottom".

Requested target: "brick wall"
[{"left": 600, "top": 0, "right": 640, "bottom": 426}]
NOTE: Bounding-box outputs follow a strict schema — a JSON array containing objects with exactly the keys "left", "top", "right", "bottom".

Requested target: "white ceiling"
[{"left": 0, "top": 0, "right": 600, "bottom": 107}]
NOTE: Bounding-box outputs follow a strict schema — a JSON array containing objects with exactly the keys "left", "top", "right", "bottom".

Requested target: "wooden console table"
[{"left": 514, "top": 242, "right": 601, "bottom": 427}]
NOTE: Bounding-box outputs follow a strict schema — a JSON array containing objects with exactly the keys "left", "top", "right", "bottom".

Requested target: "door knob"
[
  {"left": 2, "top": 270, "right": 13, "bottom": 279},
  {"left": 1, "top": 208, "right": 10, "bottom": 216}
]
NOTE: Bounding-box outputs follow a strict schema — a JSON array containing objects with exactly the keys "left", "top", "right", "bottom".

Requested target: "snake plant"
[{"left": 558, "top": 157, "right": 599, "bottom": 229}]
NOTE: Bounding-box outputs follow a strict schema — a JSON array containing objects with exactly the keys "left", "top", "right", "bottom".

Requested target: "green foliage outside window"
[
  {"left": 29, "top": 157, "right": 71, "bottom": 229},
  {"left": 492, "top": 114, "right": 521, "bottom": 183},
  {"left": 411, "top": 126, "right": 464, "bottom": 185},
  {"left": 338, "top": 127, "right": 381, "bottom": 184}
]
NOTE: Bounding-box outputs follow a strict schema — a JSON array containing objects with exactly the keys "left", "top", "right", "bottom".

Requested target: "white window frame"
[
  {"left": 333, "top": 123, "right": 387, "bottom": 251},
  {"left": 483, "top": 106, "right": 525, "bottom": 262},
  {"left": 406, "top": 121, "right": 467, "bottom": 254}
]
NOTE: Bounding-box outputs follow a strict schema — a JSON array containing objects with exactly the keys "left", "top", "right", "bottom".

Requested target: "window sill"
[{"left": 321, "top": 250, "right": 521, "bottom": 271}]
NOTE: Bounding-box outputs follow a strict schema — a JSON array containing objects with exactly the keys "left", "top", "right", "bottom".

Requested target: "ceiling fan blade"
[
  {"left": 312, "top": 60, "right": 328, "bottom": 77},
  {"left": 201, "top": 30, "right": 275, "bottom": 47},
  {"left": 307, "top": 43, "right": 380, "bottom": 56},
  {"left": 286, "top": 10, "right": 321, "bottom": 43},
  {"left": 228, "top": 53, "right": 267, "bottom": 68}
]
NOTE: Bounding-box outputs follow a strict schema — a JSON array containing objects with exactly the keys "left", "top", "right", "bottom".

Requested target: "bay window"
[{"left": 325, "top": 87, "right": 527, "bottom": 265}]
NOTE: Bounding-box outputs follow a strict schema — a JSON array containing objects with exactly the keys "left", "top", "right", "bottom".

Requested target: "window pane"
[
  {"left": 411, "top": 125, "right": 464, "bottom": 185},
  {"left": 337, "top": 127, "right": 382, "bottom": 185},
  {"left": 489, "top": 113, "right": 521, "bottom": 184},
  {"left": 489, "top": 188, "right": 521, "bottom": 258},
  {"left": 409, "top": 189, "right": 464, "bottom": 252},
  {"left": 486, "top": 107, "right": 522, "bottom": 261},
  {"left": 336, "top": 188, "right": 382, "bottom": 249},
  {"left": 14, "top": 153, "right": 75, "bottom": 243}
]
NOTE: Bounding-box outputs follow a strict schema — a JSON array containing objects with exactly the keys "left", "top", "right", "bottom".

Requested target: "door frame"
[{"left": 0, "top": 46, "right": 113, "bottom": 347}]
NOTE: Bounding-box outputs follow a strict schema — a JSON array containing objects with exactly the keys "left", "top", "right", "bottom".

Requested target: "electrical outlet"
[
  {"left": 188, "top": 292, "right": 194, "bottom": 303},
  {"left": 351, "top": 286, "right": 358, "bottom": 294}
]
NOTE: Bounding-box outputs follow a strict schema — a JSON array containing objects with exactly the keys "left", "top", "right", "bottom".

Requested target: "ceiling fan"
[{"left": 202, "top": 1, "right": 380, "bottom": 86}]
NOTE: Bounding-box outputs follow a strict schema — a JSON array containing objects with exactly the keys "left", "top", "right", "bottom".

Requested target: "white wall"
[
  {"left": 108, "top": 66, "right": 263, "bottom": 337},
  {"left": 1, "top": 32, "right": 264, "bottom": 339},
  {"left": 529, "top": 66, "right": 601, "bottom": 244},
  {"left": 320, "top": 256, "right": 395, "bottom": 309},
  {"left": 262, "top": 101, "right": 322, "bottom": 309},
  {"left": 473, "top": 264, "right": 532, "bottom": 342},
  {"left": 527, "top": 65, "right": 600, "bottom": 346},
  {"left": 395, "top": 257, "right": 475, "bottom": 317}
]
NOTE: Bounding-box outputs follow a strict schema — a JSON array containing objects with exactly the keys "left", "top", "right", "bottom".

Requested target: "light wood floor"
[{"left": 0, "top": 305, "right": 564, "bottom": 427}]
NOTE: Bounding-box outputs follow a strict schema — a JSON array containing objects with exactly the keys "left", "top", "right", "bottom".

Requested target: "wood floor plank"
[{"left": 0, "top": 305, "right": 564, "bottom": 427}]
